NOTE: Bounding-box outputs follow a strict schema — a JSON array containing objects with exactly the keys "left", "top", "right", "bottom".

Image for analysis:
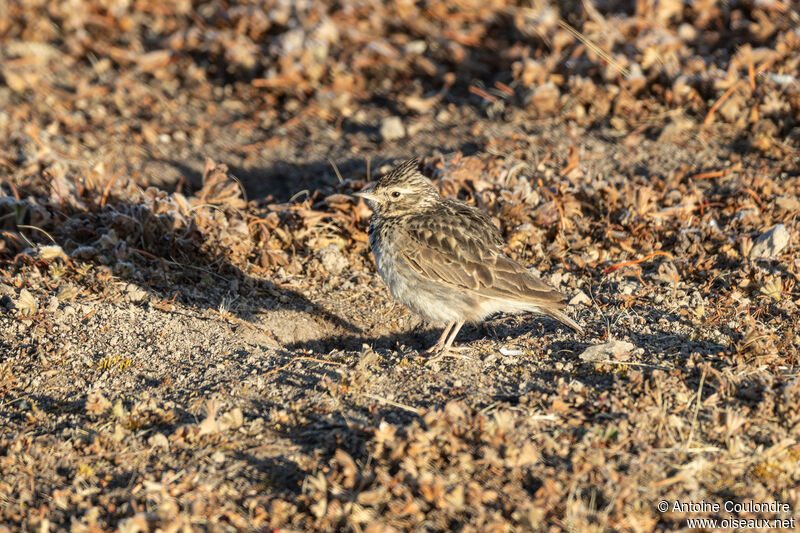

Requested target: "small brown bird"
[{"left": 355, "top": 158, "right": 583, "bottom": 358}]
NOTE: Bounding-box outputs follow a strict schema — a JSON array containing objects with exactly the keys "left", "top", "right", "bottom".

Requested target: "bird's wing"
[{"left": 398, "top": 205, "right": 565, "bottom": 306}]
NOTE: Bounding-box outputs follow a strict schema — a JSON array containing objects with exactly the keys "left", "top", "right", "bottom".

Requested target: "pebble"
[
  {"left": 579, "top": 340, "right": 636, "bottom": 362},
  {"left": 380, "top": 116, "right": 405, "bottom": 141},
  {"left": 619, "top": 281, "right": 637, "bottom": 295},
  {"left": 148, "top": 433, "right": 170, "bottom": 450},
  {"left": 403, "top": 40, "right": 427, "bottom": 55},
  {"left": 549, "top": 272, "right": 567, "bottom": 288},
  {"left": 124, "top": 283, "right": 148, "bottom": 303},
  {"left": 569, "top": 291, "right": 591, "bottom": 306},
  {"left": 318, "top": 245, "right": 348, "bottom": 276},
  {"left": 750, "top": 224, "right": 790, "bottom": 259}
]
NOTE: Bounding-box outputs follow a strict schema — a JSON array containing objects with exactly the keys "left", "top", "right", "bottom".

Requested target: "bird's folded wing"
[{"left": 399, "top": 220, "right": 565, "bottom": 305}]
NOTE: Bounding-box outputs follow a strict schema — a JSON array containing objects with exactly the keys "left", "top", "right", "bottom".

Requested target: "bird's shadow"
[
  {"left": 284, "top": 312, "right": 587, "bottom": 354},
  {"left": 0, "top": 159, "right": 373, "bottom": 336}
]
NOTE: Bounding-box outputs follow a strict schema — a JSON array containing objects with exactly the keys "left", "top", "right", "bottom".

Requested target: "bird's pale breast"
[{"left": 369, "top": 216, "right": 478, "bottom": 324}]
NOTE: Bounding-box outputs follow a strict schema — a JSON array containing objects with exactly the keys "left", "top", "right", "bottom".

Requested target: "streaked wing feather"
[{"left": 399, "top": 207, "right": 565, "bottom": 306}]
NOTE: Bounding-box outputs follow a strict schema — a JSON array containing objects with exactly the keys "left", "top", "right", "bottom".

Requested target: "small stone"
[
  {"left": 403, "top": 40, "right": 427, "bottom": 55},
  {"left": 569, "top": 291, "right": 591, "bottom": 306},
  {"left": 124, "top": 283, "right": 148, "bottom": 303},
  {"left": 318, "top": 245, "right": 348, "bottom": 276},
  {"left": 529, "top": 82, "right": 560, "bottom": 114},
  {"left": 579, "top": 340, "right": 636, "bottom": 362},
  {"left": 148, "top": 433, "right": 170, "bottom": 450},
  {"left": 678, "top": 23, "right": 698, "bottom": 41},
  {"left": 658, "top": 115, "right": 695, "bottom": 143},
  {"left": 619, "top": 281, "right": 637, "bottom": 295},
  {"left": 380, "top": 116, "right": 405, "bottom": 141},
  {"left": 750, "top": 224, "right": 790, "bottom": 259},
  {"left": 406, "top": 119, "right": 426, "bottom": 137},
  {"left": 548, "top": 272, "right": 567, "bottom": 288}
]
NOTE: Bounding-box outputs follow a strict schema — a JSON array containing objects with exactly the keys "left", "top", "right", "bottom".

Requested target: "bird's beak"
[{"left": 353, "top": 185, "right": 379, "bottom": 202}]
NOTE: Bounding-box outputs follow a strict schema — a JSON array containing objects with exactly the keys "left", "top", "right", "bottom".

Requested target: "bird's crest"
[{"left": 378, "top": 158, "right": 421, "bottom": 187}]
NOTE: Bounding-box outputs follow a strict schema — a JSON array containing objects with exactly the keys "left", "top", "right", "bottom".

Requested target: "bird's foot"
[
  {"left": 424, "top": 345, "right": 472, "bottom": 366},
  {"left": 424, "top": 341, "right": 469, "bottom": 355},
  {"left": 424, "top": 342, "right": 445, "bottom": 355}
]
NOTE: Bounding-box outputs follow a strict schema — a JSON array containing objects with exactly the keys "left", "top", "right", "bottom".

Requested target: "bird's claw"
[{"left": 424, "top": 346, "right": 472, "bottom": 366}]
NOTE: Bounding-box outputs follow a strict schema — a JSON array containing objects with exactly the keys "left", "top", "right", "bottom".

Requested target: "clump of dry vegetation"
[{"left": 1, "top": 0, "right": 799, "bottom": 531}]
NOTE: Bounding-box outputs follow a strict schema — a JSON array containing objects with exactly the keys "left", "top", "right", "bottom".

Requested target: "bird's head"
[{"left": 353, "top": 158, "right": 439, "bottom": 217}]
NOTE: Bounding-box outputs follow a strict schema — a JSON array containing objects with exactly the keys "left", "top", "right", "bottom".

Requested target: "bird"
[{"left": 354, "top": 158, "right": 583, "bottom": 360}]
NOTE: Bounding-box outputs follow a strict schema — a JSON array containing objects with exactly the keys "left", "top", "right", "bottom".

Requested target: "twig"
[
  {"left": 16, "top": 224, "right": 57, "bottom": 244},
  {"left": 264, "top": 356, "right": 344, "bottom": 377},
  {"left": 494, "top": 81, "right": 515, "bottom": 96},
  {"left": 739, "top": 186, "right": 763, "bottom": 207},
  {"left": 328, "top": 158, "right": 344, "bottom": 184},
  {"left": 100, "top": 169, "right": 122, "bottom": 207},
  {"left": 0, "top": 179, "right": 21, "bottom": 201},
  {"left": 689, "top": 162, "right": 742, "bottom": 180},
  {"left": 754, "top": 56, "right": 777, "bottom": 81},
  {"left": 154, "top": 292, "right": 178, "bottom": 311},
  {"left": 0, "top": 395, "right": 33, "bottom": 411},
  {"left": 586, "top": 359, "right": 671, "bottom": 370},
  {"left": 604, "top": 251, "right": 674, "bottom": 274},
  {"left": 652, "top": 445, "right": 721, "bottom": 455},
  {"left": 469, "top": 85, "right": 498, "bottom": 103},
  {"left": 558, "top": 19, "right": 630, "bottom": 77},
  {"left": 560, "top": 145, "right": 580, "bottom": 176},
  {"left": 131, "top": 248, "right": 158, "bottom": 260},
  {"left": 289, "top": 189, "right": 310, "bottom": 203},
  {"left": 685, "top": 366, "right": 708, "bottom": 450},
  {"left": 646, "top": 204, "right": 696, "bottom": 218},
  {"left": 247, "top": 217, "right": 273, "bottom": 240},
  {"left": 363, "top": 393, "right": 421, "bottom": 415},
  {"left": 703, "top": 81, "right": 743, "bottom": 126},
  {"left": 227, "top": 172, "right": 248, "bottom": 205}
]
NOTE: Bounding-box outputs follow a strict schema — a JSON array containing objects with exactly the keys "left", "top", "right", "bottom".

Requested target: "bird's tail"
[{"left": 541, "top": 306, "right": 584, "bottom": 335}]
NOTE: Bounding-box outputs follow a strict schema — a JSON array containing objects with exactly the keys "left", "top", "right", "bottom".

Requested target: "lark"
[{"left": 355, "top": 158, "right": 583, "bottom": 359}]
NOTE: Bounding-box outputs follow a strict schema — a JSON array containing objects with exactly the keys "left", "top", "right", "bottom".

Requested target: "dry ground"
[{"left": 1, "top": 1, "right": 800, "bottom": 531}]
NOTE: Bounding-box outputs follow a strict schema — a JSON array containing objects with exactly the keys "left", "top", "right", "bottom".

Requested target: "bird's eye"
[{"left": 390, "top": 191, "right": 401, "bottom": 198}]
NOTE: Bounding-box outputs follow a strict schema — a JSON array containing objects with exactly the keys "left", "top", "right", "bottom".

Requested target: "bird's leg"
[
  {"left": 442, "top": 320, "right": 465, "bottom": 352},
  {"left": 425, "top": 321, "right": 455, "bottom": 354},
  {"left": 425, "top": 321, "right": 471, "bottom": 364}
]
